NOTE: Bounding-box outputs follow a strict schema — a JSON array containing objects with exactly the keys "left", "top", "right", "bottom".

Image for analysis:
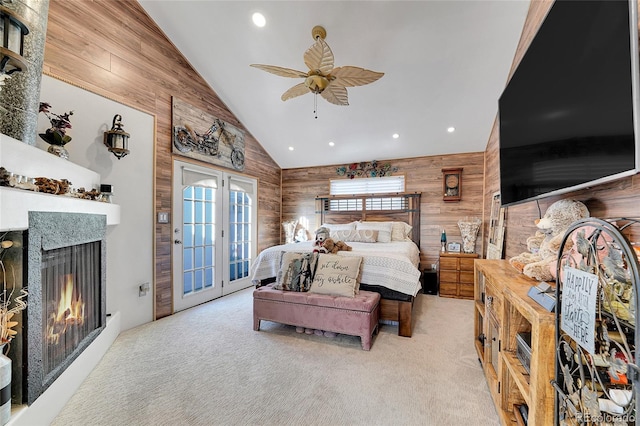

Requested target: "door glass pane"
[
  {"left": 205, "top": 268, "right": 213, "bottom": 288},
  {"left": 184, "top": 248, "right": 193, "bottom": 270},
  {"left": 184, "top": 225, "right": 194, "bottom": 247},
  {"left": 205, "top": 224, "right": 214, "bottom": 245},
  {"left": 195, "top": 224, "right": 204, "bottom": 246},
  {"left": 184, "top": 271, "right": 193, "bottom": 294},
  {"left": 194, "top": 269, "right": 203, "bottom": 291},
  {"left": 195, "top": 246, "right": 203, "bottom": 269}
]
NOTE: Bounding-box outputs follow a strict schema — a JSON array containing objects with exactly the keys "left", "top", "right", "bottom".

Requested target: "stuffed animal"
[
  {"left": 321, "top": 238, "right": 352, "bottom": 254},
  {"left": 509, "top": 199, "right": 589, "bottom": 282},
  {"left": 313, "top": 227, "right": 331, "bottom": 253}
]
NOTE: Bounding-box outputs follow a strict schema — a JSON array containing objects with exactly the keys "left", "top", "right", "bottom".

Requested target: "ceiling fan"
[{"left": 250, "top": 26, "right": 384, "bottom": 114}]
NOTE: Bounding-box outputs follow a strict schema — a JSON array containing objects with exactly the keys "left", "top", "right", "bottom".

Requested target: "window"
[
  {"left": 330, "top": 175, "right": 405, "bottom": 195},
  {"left": 328, "top": 176, "right": 406, "bottom": 211}
]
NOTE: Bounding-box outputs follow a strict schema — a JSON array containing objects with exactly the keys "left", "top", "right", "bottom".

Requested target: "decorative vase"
[
  {"left": 458, "top": 217, "right": 481, "bottom": 254},
  {"left": 46, "top": 144, "right": 69, "bottom": 160},
  {"left": 0, "top": 344, "right": 10, "bottom": 426}
]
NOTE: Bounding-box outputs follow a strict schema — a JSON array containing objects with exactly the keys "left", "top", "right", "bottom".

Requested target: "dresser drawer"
[
  {"left": 440, "top": 270, "right": 458, "bottom": 283},
  {"left": 459, "top": 282, "right": 474, "bottom": 298},
  {"left": 439, "top": 282, "right": 457, "bottom": 297},
  {"left": 460, "top": 271, "right": 475, "bottom": 284},
  {"left": 460, "top": 257, "right": 476, "bottom": 271},
  {"left": 439, "top": 257, "right": 458, "bottom": 270}
]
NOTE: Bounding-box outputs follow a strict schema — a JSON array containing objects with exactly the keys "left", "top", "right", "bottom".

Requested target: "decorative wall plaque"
[{"left": 172, "top": 97, "right": 245, "bottom": 171}]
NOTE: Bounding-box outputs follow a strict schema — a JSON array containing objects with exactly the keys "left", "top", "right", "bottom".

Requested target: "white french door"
[{"left": 172, "top": 160, "right": 257, "bottom": 312}]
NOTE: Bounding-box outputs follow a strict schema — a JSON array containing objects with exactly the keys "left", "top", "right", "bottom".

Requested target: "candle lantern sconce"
[{"left": 103, "top": 114, "right": 130, "bottom": 160}]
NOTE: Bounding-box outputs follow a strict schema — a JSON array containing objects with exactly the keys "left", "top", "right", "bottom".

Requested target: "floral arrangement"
[
  {"left": 39, "top": 102, "right": 74, "bottom": 146},
  {"left": 0, "top": 235, "right": 27, "bottom": 345},
  {"left": 336, "top": 160, "right": 398, "bottom": 179}
]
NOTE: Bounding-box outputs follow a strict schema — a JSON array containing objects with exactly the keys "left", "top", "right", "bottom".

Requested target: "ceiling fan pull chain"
[{"left": 314, "top": 93, "right": 318, "bottom": 119}]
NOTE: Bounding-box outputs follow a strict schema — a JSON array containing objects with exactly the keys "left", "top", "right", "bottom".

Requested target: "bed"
[{"left": 251, "top": 192, "right": 422, "bottom": 337}]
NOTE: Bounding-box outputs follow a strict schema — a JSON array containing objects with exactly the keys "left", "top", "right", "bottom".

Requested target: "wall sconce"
[
  {"left": 0, "top": 6, "right": 29, "bottom": 75},
  {"left": 103, "top": 114, "right": 130, "bottom": 160}
]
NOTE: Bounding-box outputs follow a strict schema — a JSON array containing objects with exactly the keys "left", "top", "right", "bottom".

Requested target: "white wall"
[{"left": 37, "top": 74, "right": 155, "bottom": 330}]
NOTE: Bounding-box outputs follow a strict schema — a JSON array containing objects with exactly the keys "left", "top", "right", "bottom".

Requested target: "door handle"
[{"left": 174, "top": 239, "right": 182, "bottom": 245}]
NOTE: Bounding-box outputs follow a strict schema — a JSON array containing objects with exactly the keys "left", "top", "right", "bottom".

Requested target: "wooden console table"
[{"left": 474, "top": 259, "right": 555, "bottom": 426}]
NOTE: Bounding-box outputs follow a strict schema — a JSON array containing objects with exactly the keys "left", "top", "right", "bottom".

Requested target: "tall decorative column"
[{"left": 0, "top": 0, "right": 49, "bottom": 145}]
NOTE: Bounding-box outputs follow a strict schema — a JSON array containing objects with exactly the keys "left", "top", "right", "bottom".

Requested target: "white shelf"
[
  {"left": 0, "top": 134, "right": 120, "bottom": 230},
  {"left": 0, "top": 187, "right": 120, "bottom": 230}
]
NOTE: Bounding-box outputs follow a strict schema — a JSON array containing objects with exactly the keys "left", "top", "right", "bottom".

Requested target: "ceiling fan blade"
[
  {"left": 321, "top": 83, "right": 349, "bottom": 106},
  {"left": 281, "top": 82, "right": 310, "bottom": 101},
  {"left": 331, "top": 66, "right": 384, "bottom": 87},
  {"left": 250, "top": 64, "right": 308, "bottom": 78},
  {"left": 304, "top": 38, "right": 334, "bottom": 75}
]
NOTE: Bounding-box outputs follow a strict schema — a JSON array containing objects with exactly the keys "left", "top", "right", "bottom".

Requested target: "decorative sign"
[
  {"left": 172, "top": 97, "right": 245, "bottom": 171},
  {"left": 561, "top": 266, "right": 598, "bottom": 354},
  {"left": 336, "top": 160, "right": 397, "bottom": 178}
]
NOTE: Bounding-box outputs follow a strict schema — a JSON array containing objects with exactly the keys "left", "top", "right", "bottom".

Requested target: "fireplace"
[{"left": 26, "top": 211, "right": 106, "bottom": 405}]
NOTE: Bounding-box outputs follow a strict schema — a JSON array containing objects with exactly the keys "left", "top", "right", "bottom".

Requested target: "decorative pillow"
[
  {"left": 356, "top": 221, "right": 393, "bottom": 243},
  {"left": 391, "top": 221, "right": 413, "bottom": 241},
  {"left": 331, "top": 229, "right": 378, "bottom": 243},
  {"left": 274, "top": 251, "right": 318, "bottom": 291},
  {"left": 321, "top": 222, "right": 357, "bottom": 233},
  {"left": 309, "top": 254, "right": 362, "bottom": 298}
]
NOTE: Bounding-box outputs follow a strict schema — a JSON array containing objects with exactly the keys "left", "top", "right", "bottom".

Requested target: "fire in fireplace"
[{"left": 43, "top": 241, "right": 101, "bottom": 378}]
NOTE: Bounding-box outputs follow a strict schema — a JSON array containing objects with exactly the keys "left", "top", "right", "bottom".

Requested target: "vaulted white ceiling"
[{"left": 139, "top": 0, "right": 529, "bottom": 169}]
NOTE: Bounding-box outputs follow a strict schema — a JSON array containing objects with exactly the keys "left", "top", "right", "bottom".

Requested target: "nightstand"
[{"left": 439, "top": 252, "right": 478, "bottom": 299}]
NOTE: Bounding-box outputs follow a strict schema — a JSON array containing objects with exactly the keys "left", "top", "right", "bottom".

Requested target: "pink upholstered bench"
[{"left": 253, "top": 284, "right": 381, "bottom": 350}]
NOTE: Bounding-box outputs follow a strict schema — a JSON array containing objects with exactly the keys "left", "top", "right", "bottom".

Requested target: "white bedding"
[{"left": 249, "top": 241, "right": 421, "bottom": 297}]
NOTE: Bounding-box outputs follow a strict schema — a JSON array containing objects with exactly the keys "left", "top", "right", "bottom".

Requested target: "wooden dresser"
[{"left": 438, "top": 252, "right": 478, "bottom": 299}]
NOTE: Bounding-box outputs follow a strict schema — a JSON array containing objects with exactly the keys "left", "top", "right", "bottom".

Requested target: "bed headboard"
[{"left": 315, "top": 192, "right": 421, "bottom": 246}]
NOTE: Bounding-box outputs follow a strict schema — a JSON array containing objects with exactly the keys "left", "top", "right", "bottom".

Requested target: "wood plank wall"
[
  {"left": 43, "top": 0, "right": 282, "bottom": 319},
  {"left": 483, "top": 0, "right": 640, "bottom": 261},
  {"left": 282, "top": 152, "right": 485, "bottom": 269}
]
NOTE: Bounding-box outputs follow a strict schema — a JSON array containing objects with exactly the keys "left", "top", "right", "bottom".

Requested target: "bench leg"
[
  {"left": 253, "top": 316, "right": 261, "bottom": 331},
  {"left": 361, "top": 335, "right": 372, "bottom": 351}
]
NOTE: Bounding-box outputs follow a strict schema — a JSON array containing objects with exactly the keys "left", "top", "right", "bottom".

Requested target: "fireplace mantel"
[{"left": 0, "top": 135, "right": 120, "bottom": 230}]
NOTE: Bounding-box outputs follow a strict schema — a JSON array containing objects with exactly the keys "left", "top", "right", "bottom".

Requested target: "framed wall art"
[{"left": 172, "top": 97, "right": 245, "bottom": 171}]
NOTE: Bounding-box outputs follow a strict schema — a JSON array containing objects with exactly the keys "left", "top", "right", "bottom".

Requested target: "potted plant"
[{"left": 39, "top": 102, "right": 73, "bottom": 159}]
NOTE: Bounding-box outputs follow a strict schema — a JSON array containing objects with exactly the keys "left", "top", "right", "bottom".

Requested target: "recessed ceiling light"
[
  {"left": 447, "top": 127, "right": 455, "bottom": 133},
  {"left": 328, "top": 141, "right": 335, "bottom": 147},
  {"left": 288, "top": 146, "right": 294, "bottom": 151},
  {"left": 392, "top": 133, "right": 399, "bottom": 139},
  {"left": 252, "top": 12, "right": 266, "bottom": 27}
]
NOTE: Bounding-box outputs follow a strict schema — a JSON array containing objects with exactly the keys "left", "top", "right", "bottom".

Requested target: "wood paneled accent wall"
[
  {"left": 483, "top": 0, "right": 640, "bottom": 260},
  {"left": 43, "top": 1, "right": 282, "bottom": 319},
  {"left": 282, "top": 152, "right": 485, "bottom": 269}
]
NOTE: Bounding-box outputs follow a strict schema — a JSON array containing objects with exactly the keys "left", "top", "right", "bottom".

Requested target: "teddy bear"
[
  {"left": 321, "top": 238, "right": 352, "bottom": 254},
  {"left": 313, "top": 227, "right": 331, "bottom": 253},
  {"left": 509, "top": 199, "right": 589, "bottom": 282}
]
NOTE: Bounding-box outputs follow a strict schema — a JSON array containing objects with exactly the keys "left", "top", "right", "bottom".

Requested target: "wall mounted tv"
[{"left": 499, "top": 0, "right": 640, "bottom": 207}]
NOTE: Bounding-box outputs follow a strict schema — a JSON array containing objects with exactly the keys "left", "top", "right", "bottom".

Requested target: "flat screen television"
[{"left": 499, "top": 0, "right": 640, "bottom": 207}]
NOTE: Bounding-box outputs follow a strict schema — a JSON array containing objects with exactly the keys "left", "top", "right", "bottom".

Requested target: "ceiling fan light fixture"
[{"left": 304, "top": 74, "right": 329, "bottom": 93}]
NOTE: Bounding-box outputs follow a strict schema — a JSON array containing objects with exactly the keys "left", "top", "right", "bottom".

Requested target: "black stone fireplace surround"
[{"left": 26, "top": 211, "right": 106, "bottom": 405}]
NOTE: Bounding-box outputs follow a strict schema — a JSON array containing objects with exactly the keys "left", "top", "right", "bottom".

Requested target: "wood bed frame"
[{"left": 315, "top": 192, "right": 421, "bottom": 337}]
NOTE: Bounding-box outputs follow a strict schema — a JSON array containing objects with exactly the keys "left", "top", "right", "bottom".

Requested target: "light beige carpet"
[{"left": 52, "top": 288, "right": 498, "bottom": 426}]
